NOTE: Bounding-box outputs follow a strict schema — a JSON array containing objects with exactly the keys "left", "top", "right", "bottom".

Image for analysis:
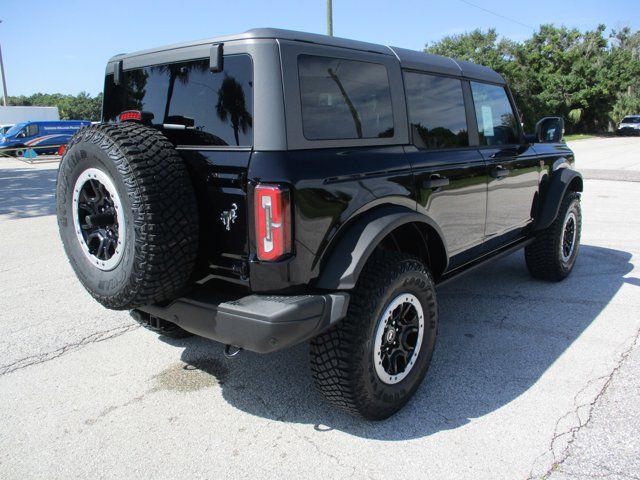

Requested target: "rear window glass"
[
  {"left": 404, "top": 72, "right": 469, "bottom": 149},
  {"left": 622, "top": 116, "right": 640, "bottom": 123},
  {"left": 103, "top": 55, "right": 253, "bottom": 147},
  {"left": 297, "top": 55, "right": 394, "bottom": 140}
]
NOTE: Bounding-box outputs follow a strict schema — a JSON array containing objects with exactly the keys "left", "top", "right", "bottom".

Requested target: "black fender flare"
[
  {"left": 315, "top": 205, "right": 448, "bottom": 290},
  {"left": 535, "top": 168, "right": 583, "bottom": 231}
]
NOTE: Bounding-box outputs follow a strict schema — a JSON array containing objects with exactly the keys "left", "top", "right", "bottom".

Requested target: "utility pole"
[
  {"left": 0, "top": 20, "right": 7, "bottom": 106},
  {"left": 326, "top": 0, "right": 333, "bottom": 37}
]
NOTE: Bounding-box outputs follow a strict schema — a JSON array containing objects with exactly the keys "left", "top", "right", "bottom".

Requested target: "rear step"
[{"left": 135, "top": 289, "right": 349, "bottom": 354}]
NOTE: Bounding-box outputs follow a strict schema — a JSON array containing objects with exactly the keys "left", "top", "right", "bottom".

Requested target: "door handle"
[
  {"left": 422, "top": 175, "right": 450, "bottom": 190},
  {"left": 490, "top": 165, "right": 509, "bottom": 179}
]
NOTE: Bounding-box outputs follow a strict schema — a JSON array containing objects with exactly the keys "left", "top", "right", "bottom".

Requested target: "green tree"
[
  {"left": 215, "top": 74, "right": 253, "bottom": 146},
  {"left": 609, "top": 27, "right": 640, "bottom": 124},
  {"left": 426, "top": 25, "right": 640, "bottom": 133},
  {"left": 425, "top": 29, "right": 533, "bottom": 126}
]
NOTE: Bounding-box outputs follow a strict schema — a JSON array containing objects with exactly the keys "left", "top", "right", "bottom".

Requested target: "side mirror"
[{"left": 535, "top": 117, "right": 564, "bottom": 143}]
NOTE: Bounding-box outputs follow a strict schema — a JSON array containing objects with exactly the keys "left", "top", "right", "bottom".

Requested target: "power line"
[{"left": 457, "top": 0, "right": 535, "bottom": 30}]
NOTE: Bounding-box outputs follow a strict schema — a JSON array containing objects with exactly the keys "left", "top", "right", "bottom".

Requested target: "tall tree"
[
  {"left": 426, "top": 25, "right": 640, "bottom": 133},
  {"left": 215, "top": 74, "right": 253, "bottom": 146}
]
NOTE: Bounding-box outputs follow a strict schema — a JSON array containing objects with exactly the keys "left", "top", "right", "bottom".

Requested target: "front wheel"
[
  {"left": 310, "top": 252, "right": 438, "bottom": 420},
  {"left": 525, "top": 192, "right": 582, "bottom": 281}
]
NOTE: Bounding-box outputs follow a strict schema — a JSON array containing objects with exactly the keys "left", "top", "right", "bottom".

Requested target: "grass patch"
[{"left": 564, "top": 133, "right": 595, "bottom": 141}]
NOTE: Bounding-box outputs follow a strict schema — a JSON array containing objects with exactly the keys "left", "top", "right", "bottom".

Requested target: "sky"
[{"left": 1, "top": 0, "right": 639, "bottom": 97}]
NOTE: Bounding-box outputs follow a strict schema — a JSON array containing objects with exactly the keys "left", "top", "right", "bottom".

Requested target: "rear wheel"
[
  {"left": 310, "top": 252, "right": 438, "bottom": 420},
  {"left": 525, "top": 192, "right": 581, "bottom": 281}
]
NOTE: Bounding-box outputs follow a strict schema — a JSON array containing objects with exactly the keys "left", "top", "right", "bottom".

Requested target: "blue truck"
[{"left": 0, "top": 120, "right": 90, "bottom": 156}]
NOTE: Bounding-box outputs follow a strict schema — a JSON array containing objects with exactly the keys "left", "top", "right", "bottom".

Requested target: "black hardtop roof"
[{"left": 110, "top": 28, "right": 505, "bottom": 84}]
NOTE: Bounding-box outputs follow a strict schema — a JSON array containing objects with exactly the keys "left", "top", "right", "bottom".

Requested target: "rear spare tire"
[{"left": 56, "top": 123, "right": 199, "bottom": 310}]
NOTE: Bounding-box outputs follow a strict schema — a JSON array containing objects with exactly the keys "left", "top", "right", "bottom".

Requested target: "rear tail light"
[
  {"left": 254, "top": 184, "right": 292, "bottom": 261},
  {"left": 57, "top": 145, "right": 66, "bottom": 156},
  {"left": 118, "top": 110, "right": 142, "bottom": 122}
]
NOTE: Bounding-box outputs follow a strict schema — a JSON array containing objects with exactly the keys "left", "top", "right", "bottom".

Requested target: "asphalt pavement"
[{"left": 1, "top": 137, "right": 639, "bottom": 479}]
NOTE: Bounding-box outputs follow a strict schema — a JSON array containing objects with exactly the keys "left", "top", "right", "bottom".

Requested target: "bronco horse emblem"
[{"left": 220, "top": 203, "right": 238, "bottom": 231}]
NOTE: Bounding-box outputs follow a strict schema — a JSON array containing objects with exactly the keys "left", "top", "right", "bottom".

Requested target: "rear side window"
[
  {"left": 297, "top": 55, "right": 394, "bottom": 140},
  {"left": 103, "top": 55, "right": 253, "bottom": 147},
  {"left": 404, "top": 72, "right": 468, "bottom": 149},
  {"left": 470, "top": 82, "right": 520, "bottom": 146}
]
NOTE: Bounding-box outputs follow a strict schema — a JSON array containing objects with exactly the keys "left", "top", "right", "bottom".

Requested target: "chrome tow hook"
[{"left": 223, "top": 344, "right": 242, "bottom": 359}]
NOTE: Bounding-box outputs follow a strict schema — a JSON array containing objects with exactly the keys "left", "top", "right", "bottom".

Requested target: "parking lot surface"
[
  {"left": 571, "top": 136, "right": 640, "bottom": 182},
  {"left": 1, "top": 137, "right": 639, "bottom": 479}
]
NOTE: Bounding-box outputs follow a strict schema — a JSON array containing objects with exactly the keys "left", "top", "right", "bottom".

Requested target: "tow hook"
[{"left": 224, "top": 344, "right": 242, "bottom": 358}]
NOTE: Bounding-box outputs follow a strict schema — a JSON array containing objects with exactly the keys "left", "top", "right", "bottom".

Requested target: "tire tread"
[
  {"left": 310, "top": 251, "right": 437, "bottom": 419},
  {"left": 525, "top": 191, "right": 581, "bottom": 281},
  {"left": 57, "top": 123, "right": 199, "bottom": 309}
]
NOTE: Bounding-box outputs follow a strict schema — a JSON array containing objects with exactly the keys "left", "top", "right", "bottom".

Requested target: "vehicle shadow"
[
  {"left": 0, "top": 166, "right": 58, "bottom": 219},
  {"left": 166, "top": 243, "right": 634, "bottom": 440}
]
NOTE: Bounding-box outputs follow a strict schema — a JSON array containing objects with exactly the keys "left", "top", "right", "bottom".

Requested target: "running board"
[{"left": 437, "top": 237, "right": 534, "bottom": 287}]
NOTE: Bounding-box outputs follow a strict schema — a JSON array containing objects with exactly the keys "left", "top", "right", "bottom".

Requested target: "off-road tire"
[
  {"left": 310, "top": 252, "right": 438, "bottom": 420},
  {"left": 56, "top": 123, "right": 199, "bottom": 310},
  {"left": 525, "top": 192, "right": 581, "bottom": 281}
]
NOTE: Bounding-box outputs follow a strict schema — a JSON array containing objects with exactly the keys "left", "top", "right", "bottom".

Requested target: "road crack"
[
  {"left": 0, "top": 324, "right": 139, "bottom": 376},
  {"left": 240, "top": 388, "right": 359, "bottom": 479},
  {"left": 528, "top": 327, "right": 640, "bottom": 479}
]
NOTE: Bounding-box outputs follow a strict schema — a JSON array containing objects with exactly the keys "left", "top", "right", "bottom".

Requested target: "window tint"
[
  {"left": 103, "top": 55, "right": 253, "bottom": 147},
  {"left": 298, "top": 55, "right": 394, "bottom": 140},
  {"left": 404, "top": 72, "right": 468, "bottom": 149},
  {"left": 26, "top": 124, "right": 39, "bottom": 137},
  {"left": 471, "top": 82, "right": 520, "bottom": 146}
]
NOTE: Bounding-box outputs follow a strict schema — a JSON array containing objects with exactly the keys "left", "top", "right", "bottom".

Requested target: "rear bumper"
[{"left": 137, "top": 289, "right": 349, "bottom": 353}]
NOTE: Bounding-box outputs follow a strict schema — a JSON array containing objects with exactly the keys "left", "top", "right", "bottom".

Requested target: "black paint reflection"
[
  {"left": 298, "top": 55, "right": 395, "bottom": 140},
  {"left": 102, "top": 55, "right": 253, "bottom": 147},
  {"left": 404, "top": 72, "right": 469, "bottom": 149}
]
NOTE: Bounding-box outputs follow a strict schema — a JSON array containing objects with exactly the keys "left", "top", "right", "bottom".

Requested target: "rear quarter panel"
[{"left": 247, "top": 148, "right": 415, "bottom": 291}]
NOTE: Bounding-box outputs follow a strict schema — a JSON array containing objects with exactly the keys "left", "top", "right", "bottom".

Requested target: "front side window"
[
  {"left": 298, "top": 55, "right": 394, "bottom": 140},
  {"left": 471, "top": 82, "right": 520, "bottom": 146},
  {"left": 103, "top": 55, "right": 253, "bottom": 147},
  {"left": 404, "top": 72, "right": 468, "bottom": 149}
]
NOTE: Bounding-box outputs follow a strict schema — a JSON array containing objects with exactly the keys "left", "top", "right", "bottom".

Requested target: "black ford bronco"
[{"left": 56, "top": 28, "right": 583, "bottom": 419}]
